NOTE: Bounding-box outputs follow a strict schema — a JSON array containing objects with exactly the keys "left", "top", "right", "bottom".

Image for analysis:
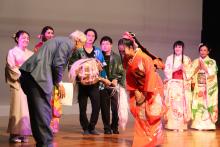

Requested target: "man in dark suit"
[{"left": 19, "top": 32, "right": 78, "bottom": 147}]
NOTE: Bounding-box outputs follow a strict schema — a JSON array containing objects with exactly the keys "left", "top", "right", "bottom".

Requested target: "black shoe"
[
  {"left": 112, "top": 129, "right": 119, "bottom": 134},
  {"left": 89, "top": 129, "right": 100, "bottom": 135},
  {"left": 104, "top": 130, "right": 112, "bottom": 134},
  {"left": 82, "top": 130, "right": 90, "bottom": 135}
]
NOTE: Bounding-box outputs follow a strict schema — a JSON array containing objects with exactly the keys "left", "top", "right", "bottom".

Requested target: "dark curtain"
[{"left": 202, "top": 0, "right": 220, "bottom": 124}]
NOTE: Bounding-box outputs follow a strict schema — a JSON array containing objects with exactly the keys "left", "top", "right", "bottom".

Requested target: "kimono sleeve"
[
  {"left": 164, "top": 55, "right": 173, "bottom": 80},
  {"left": 183, "top": 56, "right": 192, "bottom": 80},
  {"left": 7, "top": 49, "right": 21, "bottom": 75},
  {"left": 207, "top": 59, "right": 218, "bottom": 76},
  {"left": 143, "top": 56, "right": 156, "bottom": 93}
]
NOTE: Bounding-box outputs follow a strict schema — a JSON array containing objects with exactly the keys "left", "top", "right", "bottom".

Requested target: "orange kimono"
[{"left": 126, "top": 49, "right": 166, "bottom": 147}]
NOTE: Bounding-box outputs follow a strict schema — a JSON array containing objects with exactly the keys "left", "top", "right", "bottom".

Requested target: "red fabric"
[
  {"left": 34, "top": 42, "right": 43, "bottom": 53},
  {"left": 122, "top": 32, "right": 135, "bottom": 43},
  {"left": 129, "top": 96, "right": 165, "bottom": 147},
  {"left": 126, "top": 50, "right": 156, "bottom": 93},
  {"left": 172, "top": 69, "right": 183, "bottom": 79}
]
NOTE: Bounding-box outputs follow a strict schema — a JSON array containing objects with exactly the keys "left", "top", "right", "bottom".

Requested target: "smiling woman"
[
  {"left": 190, "top": 43, "right": 218, "bottom": 130},
  {"left": 164, "top": 40, "right": 192, "bottom": 131},
  {"left": 5, "top": 30, "right": 33, "bottom": 143},
  {"left": 34, "top": 26, "right": 55, "bottom": 53}
]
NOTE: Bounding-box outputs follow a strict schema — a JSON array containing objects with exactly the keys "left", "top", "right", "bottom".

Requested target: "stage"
[{"left": 0, "top": 114, "right": 220, "bottom": 147}]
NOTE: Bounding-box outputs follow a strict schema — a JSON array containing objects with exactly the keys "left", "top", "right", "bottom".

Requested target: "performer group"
[{"left": 5, "top": 26, "right": 218, "bottom": 147}]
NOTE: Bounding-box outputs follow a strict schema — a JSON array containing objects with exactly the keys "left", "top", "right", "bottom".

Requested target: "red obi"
[{"left": 172, "top": 69, "right": 183, "bottom": 79}]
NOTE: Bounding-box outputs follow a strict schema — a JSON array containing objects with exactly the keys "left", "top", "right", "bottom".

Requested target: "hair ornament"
[
  {"left": 37, "top": 34, "right": 42, "bottom": 39},
  {"left": 198, "top": 43, "right": 204, "bottom": 47},
  {"left": 12, "top": 33, "right": 16, "bottom": 39},
  {"left": 122, "top": 31, "right": 135, "bottom": 43}
]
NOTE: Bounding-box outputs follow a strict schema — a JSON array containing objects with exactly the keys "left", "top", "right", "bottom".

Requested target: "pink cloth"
[
  {"left": 7, "top": 46, "right": 33, "bottom": 70},
  {"left": 6, "top": 46, "right": 33, "bottom": 135}
]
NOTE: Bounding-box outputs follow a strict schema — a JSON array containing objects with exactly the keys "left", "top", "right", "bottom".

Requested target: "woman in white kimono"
[
  {"left": 164, "top": 40, "right": 192, "bottom": 131},
  {"left": 5, "top": 30, "right": 33, "bottom": 142},
  {"left": 190, "top": 43, "right": 218, "bottom": 130}
]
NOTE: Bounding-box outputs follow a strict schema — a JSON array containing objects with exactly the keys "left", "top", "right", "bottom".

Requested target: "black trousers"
[
  {"left": 78, "top": 83, "right": 100, "bottom": 131},
  {"left": 100, "top": 87, "right": 119, "bottom": 131},
  {"left": 108, "top": 88, "right": 119, "bottom": 130},
  {"left": 20, "top": 71, "right": 53, "bottom": 147},
  {"left": 100, "top": 88, "right": 111, "bottom": 131}
]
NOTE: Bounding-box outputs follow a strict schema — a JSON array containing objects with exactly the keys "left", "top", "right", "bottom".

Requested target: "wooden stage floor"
[{"left": 1, "top": 114, "right": 220, "bottom": 147}]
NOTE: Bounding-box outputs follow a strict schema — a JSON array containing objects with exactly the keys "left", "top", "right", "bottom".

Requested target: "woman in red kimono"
[
  {"left": 118, "top": 32, "right": 166, "bottom": 147},
  {"left": 34, "top": 26, "right": 54, "bottom": 53}
]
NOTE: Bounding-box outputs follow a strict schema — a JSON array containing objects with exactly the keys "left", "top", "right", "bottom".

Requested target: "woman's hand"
[
  {"left": 134, "top": 90, "right": 145, "bottom": 105},
  {"left": 111, "top": 79, "right": 118, "bottom": 87},
  {"left": 199, "top": 59, "right": 208, "bottom": 73}
]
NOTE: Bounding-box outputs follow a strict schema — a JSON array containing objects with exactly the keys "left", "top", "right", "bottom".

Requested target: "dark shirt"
[{"left": 103, "top": 54, "right": 110, "bottom": 78}]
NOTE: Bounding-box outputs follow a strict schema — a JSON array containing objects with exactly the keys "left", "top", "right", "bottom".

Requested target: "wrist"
[{"left": 56, "top": 81, "right": 63, "bottom": 87}]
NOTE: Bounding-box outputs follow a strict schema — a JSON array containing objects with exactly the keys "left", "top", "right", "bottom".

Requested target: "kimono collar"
[
  {"left": 174, "top": 54, "right": 182, "bottom": 59},
  {"left": 200, "top": 56, "right": 210, "bottom": 62},
  {"left": 132, "top": 48, "right": 141, "bottom": 61},
  {"left": 128, "top": 48, "right": 141, "bottom": 65},
  {"left": 15, "top": 45, "right": 27, "bottom": 52}
]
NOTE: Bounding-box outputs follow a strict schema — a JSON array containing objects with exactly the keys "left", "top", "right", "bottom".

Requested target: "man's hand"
[
  {"left": 111, "top": 79, "right": 118, "bottom": 87},
  {"left": 99, "top": 77, "right": 111, "bottom": 86}
]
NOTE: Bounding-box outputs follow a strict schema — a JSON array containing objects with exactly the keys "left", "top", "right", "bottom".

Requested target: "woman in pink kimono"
[
  {"left": 190, "top": 43, "right": 218, "bottom": 130},
  {"left": 164, "top": 40, "right": 192, "bottom": 131},
  {"left": 5, "top": 30, "right": 33, "bottom": 143}
]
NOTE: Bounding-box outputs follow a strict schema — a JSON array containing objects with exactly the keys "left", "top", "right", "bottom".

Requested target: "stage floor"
[{"left": 1, "top": 114, "right": 220, "bottom": 147}]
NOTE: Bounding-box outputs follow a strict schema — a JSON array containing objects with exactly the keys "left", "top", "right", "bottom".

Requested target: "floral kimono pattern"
[
  {"left": 164, "top": 54, "right": 192, "bottom": 130},
  {"left": 190, "top": 56, "right": 218, "bottom": 130},
  {"left": 126, "top": 49, "right": 166, "bottom": 147},
  {"left": 50, "top": 86, "right": 62, "bottom": 133}
]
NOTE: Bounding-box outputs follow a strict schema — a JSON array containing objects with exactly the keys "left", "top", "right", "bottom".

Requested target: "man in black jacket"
[{"left": 100, "top": 36, "right": 125, "bottom": 134}]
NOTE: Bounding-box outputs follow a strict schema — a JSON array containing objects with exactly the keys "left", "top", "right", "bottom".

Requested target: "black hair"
[
  {"left": 12, "top": 30, "right": 30, "bottom": 44},
  {"left": 118, "top": 38, "right": 133, "bottom": 48},
  {"left": 172, "top": 40, "right": 185, "bottom": 66},
  {"left": 41, "top": 26, "right": 54, "bottom": 42},
  {"left": 198, "top": 43, "right": 211, "bottom": 52},
  {"left": 84, "top": 28, "right": 98, "bottom": 43},
  {"left": 129, "top": 32, "right": 157, "bottom": 60},
  {"left": 100, "top": 36, "right": 113, "bottom": 45},
  {"left": 118, "top": 32, "right": 162, "bottom": 60},
  {"left": 173, "top": 40, "right": 184, "bottom": 49}
]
